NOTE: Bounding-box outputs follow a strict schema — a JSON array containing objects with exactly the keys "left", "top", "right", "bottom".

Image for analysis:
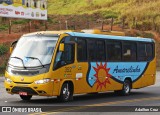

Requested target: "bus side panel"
[
  {"left": 143, "top": 58, "right": 156, "bottom": 86},
  {"left": 101, "top": 79, "right": 123, "bottom": 92},
  {"left": 51, "top": 64, "right": 76, "bottom": 96},
  {"left": 87, "top": 62, "right": 151, "bottom": 92},
  {"left": 74, "top": 62, "right": 94, "bottom": 94},
  {"left": 51, "top": 58, "right": 156, "bottom": 95},
  {"left": 86, "top": 62, "right": 125, "bottom": 92},
  {"left": 74, "top": 62, "right": 123, "bottom": 93},
  {"left": 133, "top": 58, "right": 156, "bottom": 88}
]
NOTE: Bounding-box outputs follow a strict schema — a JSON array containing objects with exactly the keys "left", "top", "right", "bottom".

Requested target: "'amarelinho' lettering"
[{"left": 113, "top": 66, "right": 140, "bottom": 73}]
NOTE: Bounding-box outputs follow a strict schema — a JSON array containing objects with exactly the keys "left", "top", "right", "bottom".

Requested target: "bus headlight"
[
  {"left": 34, "top": 78, "right": 50, "bottom": 84},
  {"left": 5, "top": 78, "right": 12, "bottom": 83}
]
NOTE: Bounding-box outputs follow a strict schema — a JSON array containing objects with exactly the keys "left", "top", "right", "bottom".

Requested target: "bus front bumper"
[{"left": 4, "top": 80, "right": 54, "bottom": 96}]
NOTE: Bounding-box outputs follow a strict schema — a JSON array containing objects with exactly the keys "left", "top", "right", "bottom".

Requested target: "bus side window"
[
  {"left": 77, "top": 38, "right": 87, "bottom": 62},
  {"left": 137, "top": 43, "right": 146, "bottom": 61},
  {"left": 138, "top": 43, "right": 154, "bottom": 61},
  {"left": 54, "top": 43, "right": 75, "bottom": 69},
  {"left": 53, "top": 36, "right": 75, "bottom": 70},
  {"left": 146, "top": 43, "right": 153, "bottom": 61},
  {"left": 87, "top": 39, "right": 96, "bottom": 61},
  {"left": 63, "top": 44, "right": 75, "bottom": 64},
  {"left": 96, "top": 40, "right": 106, "bottom": 61},
  {"left": 107, "top": 41, "right": 122, "bottom": 61},
  {"left": 122, "top": 42, "right": 137, "bottom": 61}
]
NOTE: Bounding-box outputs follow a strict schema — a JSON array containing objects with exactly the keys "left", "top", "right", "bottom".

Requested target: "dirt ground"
[{"left": 0, "top": 33, "right": 22, "bottom": 43}]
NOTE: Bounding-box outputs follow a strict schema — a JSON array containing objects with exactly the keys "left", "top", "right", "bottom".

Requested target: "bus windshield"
[{"left": 9, "top": 35, "right": 58, "bottom": 68}]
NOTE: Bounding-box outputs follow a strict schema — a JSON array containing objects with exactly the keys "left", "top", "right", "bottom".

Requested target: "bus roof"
[
  {"left": 23, "top": 30, "right": 76, "bottom": 37},
  {"left": 66, "top": 32, "right": 154, "bottom": 42},
  {"left": 81, "top": 29, "right": 125, "bottom": 36}
]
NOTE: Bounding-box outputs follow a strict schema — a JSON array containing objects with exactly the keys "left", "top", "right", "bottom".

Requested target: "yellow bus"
[{"left": 4, "top": 31, "right": 156, "bottom": 102}]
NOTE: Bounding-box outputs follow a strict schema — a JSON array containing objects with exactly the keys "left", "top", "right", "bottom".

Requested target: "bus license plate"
[{"left": 19, "top": 92, "right": 27, "bottom": 96}]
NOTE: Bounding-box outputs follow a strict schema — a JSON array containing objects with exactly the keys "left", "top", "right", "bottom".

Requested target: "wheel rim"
[
  {"left": 124, "top": 83, "right": 130, "bottom": 93},
  {"left": 63, "top": 87, "right": 70, "bottom": 100}
]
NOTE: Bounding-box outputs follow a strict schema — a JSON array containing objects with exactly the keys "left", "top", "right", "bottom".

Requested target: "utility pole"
[
  {"left": 65, "top": 20, "right": 68, "bottom": 30},
  {"left": 59, "top": 20, "right": 61, "bottom": 30},
  {"left": 8, "top": 19, "right": 12, "bottom": 34}
]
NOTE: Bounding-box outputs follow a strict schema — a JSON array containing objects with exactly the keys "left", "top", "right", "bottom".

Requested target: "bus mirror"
[
  {"left": 10, "top": 40, "right": 18, "bottom": 54},
  {"left": 10, "top": 47, "right": 13, "bottom": 54},
  {"left": 59, "top": 43, "right": 64, "bottom": 52}
]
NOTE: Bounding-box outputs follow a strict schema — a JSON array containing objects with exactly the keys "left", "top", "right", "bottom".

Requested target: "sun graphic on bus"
[{"left": 93, "top": 62, "right": 111, "bottom": 90}]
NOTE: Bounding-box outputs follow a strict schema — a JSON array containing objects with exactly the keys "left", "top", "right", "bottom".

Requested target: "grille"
[
  {"left": 14, "top": 82, "right": 32, "bottom": 84},
  {"left": 11, "top": 70, "right": 39, "bottom": 76},
  {"left": 11, "top": 87, "right": 38, "bottom": 95}
]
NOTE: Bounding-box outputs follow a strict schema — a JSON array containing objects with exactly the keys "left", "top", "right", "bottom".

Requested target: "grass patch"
[
  {"left": 12, "top": 19, "right": 29, "bottom": 25},
  {"left": 0, "top": 44, "right": 9, "bottom": 56},
  {"left": 143, "top": 32, "right": 154, "bottom": 38},
  {"left": 0, "top": 63, "right": 6, "bottom": 76},
  {"left": 48, "top": 0, "right": 160, "bottom": 30},
  {"left": 0, "top": 24, "right": 9, "bottom": 31},
  {"left": 0, "top": 56, "right": 8, "bottom": 75}
]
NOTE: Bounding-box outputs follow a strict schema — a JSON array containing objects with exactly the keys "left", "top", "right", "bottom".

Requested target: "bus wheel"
[
  {"left": 121, "top": 79, "right": 131, "bottom": 95},
  {"left": 114, "top": 80, "right": 131, "bottom": 96},
  {"left": 58, "top": 83, "right": 73, "bottom": 102},
  {"left": 20, "top": 95, "right": 32, "bottom": 100}
]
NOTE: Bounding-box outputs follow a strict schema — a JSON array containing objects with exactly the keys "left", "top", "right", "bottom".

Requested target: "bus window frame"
[
  {"left": 53, "top": 36, "right": 76, "bottom": 70},
  {"left": 122, "top": 41, "right": 137, "bottom": 62},
  {"left": 137, "top": 41, "right": 155, "bottom": 62},
  {"left": 106, "top": 39, "right": 122, "bottom": 62},
  {"left": 74, "top": 36, "right": 155, "bottom": 64},
  {"left": 96, "top": 39, "right": 106, "bottom": 61},
  {"left": 77, "top": 37, "right": 88, "bottom": 62}
]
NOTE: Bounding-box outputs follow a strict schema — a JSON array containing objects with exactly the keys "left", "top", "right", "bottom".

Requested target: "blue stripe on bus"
[
  {"left": 66, "top": 32, "right": 154, "bottom": 42},
  {"left": 87, "top": 62, "right": 148, "bottom": 87}
]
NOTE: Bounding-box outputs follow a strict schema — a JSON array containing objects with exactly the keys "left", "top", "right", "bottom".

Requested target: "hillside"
[
  {"left": 0, "top": 0, "right": 160, "bottom": 74},
  {"left": 48, "top": 0, "right": 160, "bottom": 19},
  {"left": 0, "top": 0, "right": 160, "bottom": 33},
  {"left": 48, "top": 0, "right": 160, "bottom": 30}
]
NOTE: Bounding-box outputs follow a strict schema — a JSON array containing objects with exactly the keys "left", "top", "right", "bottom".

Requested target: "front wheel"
[
  {"left": 58, "top": 83, "right": 73, "bottom": 102},
  {"left": 20, "top": 95, "right": 32, "bottom": 101}
]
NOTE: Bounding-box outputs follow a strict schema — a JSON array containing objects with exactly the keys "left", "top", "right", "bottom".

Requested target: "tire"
[
  {"left": 114, "top": 80, "right": 131, "bottom": 96},
  {"left": 121, "top": 79, "right": 131, "bottom": 95},
  {"left": 58, "top": 83, "right": 73, "bottom": 102},
  {"left": 20, "top": 95, "right": 32, "bottom": 101}
]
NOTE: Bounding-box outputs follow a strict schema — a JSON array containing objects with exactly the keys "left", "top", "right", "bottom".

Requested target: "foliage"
[
  {"left": 0, "top": 44, "right": 9, "bottom": 74},
  {"left": 143, "top": 32, "right": 154, "bottom": 38},
  {"left": 48, "top": 0, "right": 160, "bottom": 27},
  {"left": 0, "top": 44, "right": 9, "bottom": 56},
  {"left": 101, "top": 10, "right": 118, "bottom": 19},
  {"left": 12, "top": 20, "right": 29, "bottom": 25},
  {"left": 0, "top": 25, "right": 9, "bottom": 31},
  {"left": 0, "top": 57, "right": 8, "bottom": 75}
]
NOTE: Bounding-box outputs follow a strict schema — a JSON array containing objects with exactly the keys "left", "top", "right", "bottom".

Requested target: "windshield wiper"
[
  {"left": 10, "top": 57, "right": 26, "bottom": 69},
  {"left": 25, "top": 57, "right": 44, "bottom": 67}
]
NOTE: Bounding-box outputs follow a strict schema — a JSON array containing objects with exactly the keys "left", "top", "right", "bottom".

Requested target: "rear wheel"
[
  {"left": 20, "top": 95, "right": 32, "bottom": 100},
  {"left": 58, "top": 83, "right": 73, "bottom": 102},
  {"left": 114, "top": 80, "right": 131, "bottom": 96}
]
